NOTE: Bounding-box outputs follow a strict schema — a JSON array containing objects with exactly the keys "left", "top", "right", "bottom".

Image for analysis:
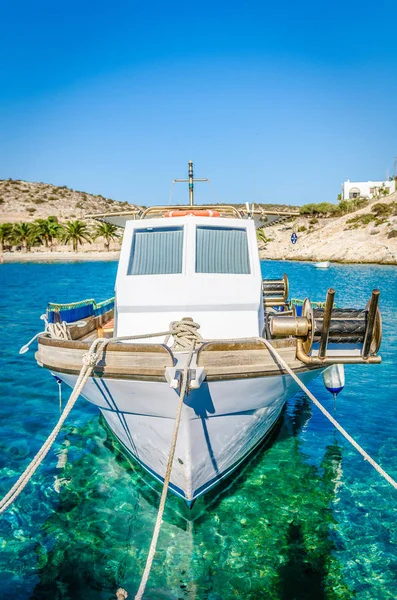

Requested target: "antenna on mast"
[
  {"left": 189, "top": 160, "right": 194, "bottom": 206},
  {"left": 173, "top": 161, "right": 208, "bottom": 206}
]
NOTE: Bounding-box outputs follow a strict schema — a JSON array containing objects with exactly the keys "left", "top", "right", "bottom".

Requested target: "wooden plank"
[
  {"left": 197, "top": 338, "right": 295, "bottom": 354},
  {"left": 198, "top": 340, "right": 295, "bottom": 364},
  {"left": 35, "top": 355, "right": 167, "bottom": 381},
  {"left": 196, "top": 339, "right": 302, "bottom": 376},
  {"left": 63, "top": 309, "right": 114, "bottom": 340},
  {"left": 38, "top": 344, "right": 174, "bottom": 366},
  {"left": 68, "top": 315, "right": 96, "bottom": 340},
  {"left": 38, "top": 336, "right": 174, "bottom": 358},
  {"left": 37, "top": 338, "right": 175, "bottom": 379},
  {"left": 37, "top": 333, "right": 311, "bottom": 381}
]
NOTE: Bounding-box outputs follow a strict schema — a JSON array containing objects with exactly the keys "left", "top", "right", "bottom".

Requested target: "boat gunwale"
[
  {"left": 38, "top": 334, "right": 295, "bottom": 352},
  {"left": 41, "top": 363, "right": 168, "bottom": 381},
  {"left": 38, "top": 335, "right": 175, "bottom": 356},
  {"left": 37, "top": 330, "right": 320, "bottom": 380},
  {"left": 40, "top": 361, "right": 318, "bottom": 380},
  {"left": 196, "top": 337, "right": 296, "bottom": 357}
]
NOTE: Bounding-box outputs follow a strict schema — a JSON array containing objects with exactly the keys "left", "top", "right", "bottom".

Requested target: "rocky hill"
[
  {"left": 0, "top": 179, "right": 139, "bottom": 223},
  {"left": 0, "top": 179, "right": 299, "bottom": 224},
  {"left": 259, "top": 191, "right": 397, "bottom": 264},
  {"left": 2, "top": 178, "right": 397, "bottom": 264}
]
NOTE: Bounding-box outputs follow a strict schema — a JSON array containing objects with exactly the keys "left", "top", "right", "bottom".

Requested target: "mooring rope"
[
  {"left": 1, "top": 319, "right": 202, "bottom": 515},
  {"left": 0, "top": 337, "right": 105, "bottom": 514},
  {"left": 134, "top": 343, "right": 196, "bottom": 600},
  {"left": 164, "top": 318, "right": 202, "bottom": 351},
  {"left": 261, "top": 338, "right": 397, "bottom": 491},
  {"left": 47, "top": 322, "right": 71, "bottom": 340},
  {"left": 5, "top": 321, "right": 396, "bottom": 599}
]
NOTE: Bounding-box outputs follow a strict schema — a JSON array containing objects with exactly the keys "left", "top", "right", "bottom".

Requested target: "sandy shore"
[
  {"left": 2, "top": 250, "right": 120, "bottom": 263},
  {"left": 2, "top": 246, "right": 396, "bottom": 266},
  {"left": 258, "top": 252, "right": 397, "bottom": 266}
]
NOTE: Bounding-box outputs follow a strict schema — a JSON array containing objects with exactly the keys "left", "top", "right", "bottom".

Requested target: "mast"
[
  {"left": 189, "top": 160, "right": 194, "bottom": 206},
  {"left": 173, "top": 161, "right": 208, "bottom": 206}
]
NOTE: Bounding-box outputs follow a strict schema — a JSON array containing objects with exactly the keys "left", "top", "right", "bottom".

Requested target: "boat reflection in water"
[{"left": 31, "top": 394, "right": 351, "bottom": 600}]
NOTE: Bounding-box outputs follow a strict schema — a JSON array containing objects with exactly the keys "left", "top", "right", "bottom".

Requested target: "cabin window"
[
  {"left": 195, "top": 226, "right": 250, "bottom": 274},
  {"left": 128, "top": 227, "right": 184, "bottom": 275}
]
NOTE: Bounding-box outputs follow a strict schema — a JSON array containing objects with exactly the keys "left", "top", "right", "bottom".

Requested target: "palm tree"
[
  {"left": 12, "top": 222, "right": 38, "bottom": 252},
  {"left": 0, "top": 223, "right": 13, "bottom": 252},
  {"left": 256, "top": 228, "right": 269, "bottom": 245},
  {"left": 62, "top": 220, "right": 91, "bottom": 252},
  {"left": 27, "top": 222, "right": 43, "bottom": 248},
  {"left": 35, "top": 217, "right": 63, "bottom": 250},
  {"left": 93, "top": 222, "right": 120, "bottom": 251}
]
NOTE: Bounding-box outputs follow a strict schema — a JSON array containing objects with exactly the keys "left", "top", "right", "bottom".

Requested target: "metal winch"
[
  {"left": 267, "top": 288, "right": 382, "bottom": 365},
  {"left": 262, "top": 274, "right": 289, "bottom": 307}
]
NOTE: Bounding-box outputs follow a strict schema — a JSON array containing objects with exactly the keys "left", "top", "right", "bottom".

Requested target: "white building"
[{"left": 342, "top": 179, "right": 396, "bottom": 200}]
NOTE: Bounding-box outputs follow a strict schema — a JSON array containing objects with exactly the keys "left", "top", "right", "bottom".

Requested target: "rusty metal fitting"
[{"left": 269, "top": 316, "right": 310, "bottom": 338}]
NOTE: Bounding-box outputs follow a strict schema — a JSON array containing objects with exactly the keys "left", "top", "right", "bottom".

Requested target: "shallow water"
[{"left": 0, "top": 259, "right": 396, "bottom": 599}]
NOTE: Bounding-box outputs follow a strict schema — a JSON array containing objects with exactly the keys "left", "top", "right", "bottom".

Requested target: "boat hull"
[
  {"left": 313, "top": 261, "right": 330, "bottom": 269},
  {"left": 55, "top": 368, "right": 322, "bottom": 503}
]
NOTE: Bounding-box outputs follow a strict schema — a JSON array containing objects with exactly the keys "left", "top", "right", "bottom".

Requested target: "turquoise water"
[{"left": 1, "top": 260, "right": 397, "bottom": 599}]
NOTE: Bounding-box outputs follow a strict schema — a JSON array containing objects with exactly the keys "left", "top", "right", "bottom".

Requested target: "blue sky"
[{"left": 1, "top": 0, "right": 396, "bottom": 206}]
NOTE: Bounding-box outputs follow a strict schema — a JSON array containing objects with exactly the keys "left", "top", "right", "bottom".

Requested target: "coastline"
[
  {"left": 1, "top": 250, "right": 120, "bottom": 263},
  {"left": 2, "top": 190, "right": 397, "bottom": 266},
  {"left": 2, "top": 248, "right": 396, "bottom": 266},
  {"left": 257, "top": 190, "right": 397, "bottom": 266},
  {"left": 258, "top": 251, "right": 397, "bottom": 267}
]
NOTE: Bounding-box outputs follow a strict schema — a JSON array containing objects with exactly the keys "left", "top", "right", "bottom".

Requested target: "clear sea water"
[{"left": 0, "top": 259, "right": 396, "bottom": 600}]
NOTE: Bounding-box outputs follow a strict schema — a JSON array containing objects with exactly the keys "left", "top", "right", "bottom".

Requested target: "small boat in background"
[{"left": 314, "top": 261, "right": 331, "bottom": 269}]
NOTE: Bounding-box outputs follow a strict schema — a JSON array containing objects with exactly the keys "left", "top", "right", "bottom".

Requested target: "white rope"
[
  {"left": 261, "top": 337, "right": 397, "bottom": 491},
  {"left": 8, "top": 320, "right": 394, "bottom": 598},
  {"left": 0, "top": 337, "right": 105, "bottom": 514},
  {"left": 47, "top": 322, "right": 71, "bottom": 340},
  {"left": 165, "top": 318, "right": 202, "bottom": 351},
  {"left": 134, "top": 343, "right": 195, "bottom": 600},
  {"left": 1, "top": 319, "right": 202, "bottom": 515}
]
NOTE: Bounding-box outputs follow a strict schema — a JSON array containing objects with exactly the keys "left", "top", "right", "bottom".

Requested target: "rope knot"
[
  {"left": 82, "top": 352, "right": 98, "bottom": 367},
  {"left": 168, "top": 317, "right": 203, "bottom": 352}
]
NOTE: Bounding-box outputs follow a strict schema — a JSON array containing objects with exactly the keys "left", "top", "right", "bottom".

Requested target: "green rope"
[
  {"left": 290, "top": 297, "right": 339, "bottom": 309},
  {"left": 47, "top": 297, "right": 115, "bottom": 312},
  {"left": 96, "top": 297, "right": 115, "bottom": 309}
]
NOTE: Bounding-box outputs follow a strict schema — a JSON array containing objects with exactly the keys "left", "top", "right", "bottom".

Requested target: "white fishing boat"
[
  {"left": 34, "top": 162, "right": 382, "bottom": 506},
  {"left": 314, "top": 261, "right": 331, "bottom": 269}
]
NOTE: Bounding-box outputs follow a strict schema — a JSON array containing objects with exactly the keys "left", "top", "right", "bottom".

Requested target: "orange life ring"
[{"left": 164, "top": 209, "right": 221, "bottom": 218}]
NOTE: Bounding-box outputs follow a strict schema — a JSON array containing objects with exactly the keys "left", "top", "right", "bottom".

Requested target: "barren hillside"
[
  {"left": 0, "top": 179, "right": 139, "bottom": 223},
  {"left": 259, "top": 191, "right": 397, "bottom": 264}
]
